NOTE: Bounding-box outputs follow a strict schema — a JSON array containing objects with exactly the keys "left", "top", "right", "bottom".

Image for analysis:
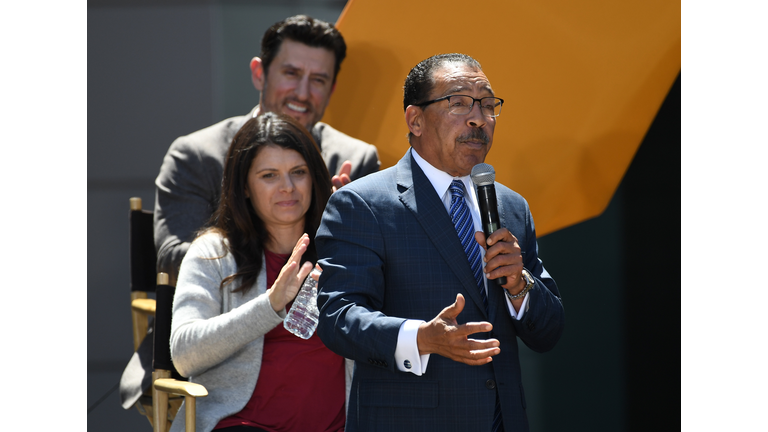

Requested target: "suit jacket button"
[
  {"left": 526, "top": 320, "right": 536, "bottom": 331},
  {"left": 485, "top": 379, "right": 496, "bottom": 390},
  {"left": 368, "top": 359, "right": 375, "bottom": 364}
]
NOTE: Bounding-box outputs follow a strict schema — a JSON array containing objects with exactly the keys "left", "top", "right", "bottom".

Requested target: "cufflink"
[{"left": 404, "top": 359, "right": 412, "bottom": 369}]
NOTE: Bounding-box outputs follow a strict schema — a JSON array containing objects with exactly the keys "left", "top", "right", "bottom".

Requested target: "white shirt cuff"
[
  {"left": 505, "top": 291, "right": 531, "bottom": 320},
  {"left": 395, "top": 319, "right": 430, "bottom": 375}
]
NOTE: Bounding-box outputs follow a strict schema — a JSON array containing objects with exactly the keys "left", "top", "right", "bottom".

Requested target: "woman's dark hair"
[{"left": 206, "top": 112, "right": 332, "bottom": 293}]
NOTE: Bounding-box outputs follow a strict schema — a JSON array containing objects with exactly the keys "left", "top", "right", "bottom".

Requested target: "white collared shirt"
[{"left": 394, "top": 149, "right": 531, "bottom": 376}]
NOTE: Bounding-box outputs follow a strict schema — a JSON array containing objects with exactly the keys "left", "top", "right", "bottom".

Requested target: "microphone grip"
[{"left": 476, "top": 185, "right": 507, "bottom": 286}]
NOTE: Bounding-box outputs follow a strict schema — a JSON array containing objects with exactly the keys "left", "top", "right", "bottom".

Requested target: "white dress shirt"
[{"left": 394, "top": 149, "right": 531, "bottom": 376}]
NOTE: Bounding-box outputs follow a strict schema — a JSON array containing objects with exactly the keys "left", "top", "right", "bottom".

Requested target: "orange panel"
[{"left": 324, "top": 0, "right": 680, "bottom": 235}]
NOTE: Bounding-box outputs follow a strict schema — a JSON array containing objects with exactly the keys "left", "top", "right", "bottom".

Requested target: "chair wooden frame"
[
  {"left": 126, "top": 197, "right": 159, "bottom": 426},
  {"left": 130, "top": 197, "right": 157, "bottom": 351},
  {"left": 152, "top": 274, "right": 208, "bottom": 432},
  {"left": 128, "top": 197, "right": 207, "bottom": 431}
]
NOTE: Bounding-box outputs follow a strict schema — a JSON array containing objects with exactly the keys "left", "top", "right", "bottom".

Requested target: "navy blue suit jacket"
[{"left": 316, "top": 149, "right": 565, "bottom": 432}]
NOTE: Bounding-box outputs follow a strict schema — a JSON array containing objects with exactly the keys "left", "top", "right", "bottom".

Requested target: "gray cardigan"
[{"left": 169, "top": 232, "right": 354, "bottom": 432}]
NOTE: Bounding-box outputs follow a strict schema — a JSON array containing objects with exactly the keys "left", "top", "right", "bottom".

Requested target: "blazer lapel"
[{"left": 396, "top": 149, "right": 489, "bottom": 317}]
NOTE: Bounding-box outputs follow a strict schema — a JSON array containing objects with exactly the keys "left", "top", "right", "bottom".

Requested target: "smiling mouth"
[
  {"left": 286, "top": 102, "right": 308, "bottom": 113},
  {"left": 276, "top": 200, "right": 298, "bottom": 207}
]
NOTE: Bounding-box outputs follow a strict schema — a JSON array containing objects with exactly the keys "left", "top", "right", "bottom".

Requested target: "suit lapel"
[{"left": 396, "top": 149, "right": 489, "bottom": 317}]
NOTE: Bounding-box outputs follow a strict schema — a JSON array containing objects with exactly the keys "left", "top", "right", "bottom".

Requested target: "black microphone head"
[{"left": 471, "top": 163, "right": 495, "bottom": 186}]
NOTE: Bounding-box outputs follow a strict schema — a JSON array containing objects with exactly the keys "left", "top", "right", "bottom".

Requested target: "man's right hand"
[
  {"left": 331, "top": 160, "right": 353, "bottom": 193},
  {"left": 416, "top": 293, "right": 500, "bottom": 365}
]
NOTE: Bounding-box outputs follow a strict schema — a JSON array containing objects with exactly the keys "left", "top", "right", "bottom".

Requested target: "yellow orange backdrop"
[{"left": 324, "top": 0, "right": 680, "bottom": 236}]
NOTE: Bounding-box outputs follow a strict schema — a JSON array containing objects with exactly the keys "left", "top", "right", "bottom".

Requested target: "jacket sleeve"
[
  {"left": 315, "top": 188, "right": 404, "bottom": 371},
  {"left": 352, "top": 144, "right": 381, "bottom": 180},
  {"left": 169, "top": 234, "right": 285, "bottom": 377},
  {"left": 511, "top": 200, "right": 565, "bottom": 353},
  {"left": 153, "top": 137, "right": 218, "bottom": 285}
]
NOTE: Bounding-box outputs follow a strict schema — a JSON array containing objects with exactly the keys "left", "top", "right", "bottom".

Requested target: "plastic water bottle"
[{"left": 283, "top": 268, "right": 321, "bottom": 339}]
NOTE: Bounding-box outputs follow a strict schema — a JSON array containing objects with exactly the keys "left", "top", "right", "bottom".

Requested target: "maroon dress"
[{"left": 215, "top": 250, "right": 346, "bottom": 431}]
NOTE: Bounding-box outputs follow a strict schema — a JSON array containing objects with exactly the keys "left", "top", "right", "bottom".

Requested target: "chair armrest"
[
  {"left": 132, "top": 298, "right": 157, "bottom": 315},
  {"left": 154, "top": 379, "right": 208, "bottom": 398},
  {"left": 153, "top": 375, "right": 207, "bottom": 431}
]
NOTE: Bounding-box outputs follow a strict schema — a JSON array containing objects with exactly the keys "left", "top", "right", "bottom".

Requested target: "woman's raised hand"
[{"left": 268, "top": 233, "right": 314, "bottom": 312}]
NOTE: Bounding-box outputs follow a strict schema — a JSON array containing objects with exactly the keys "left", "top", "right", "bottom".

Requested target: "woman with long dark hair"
[{"left": 169, "top": 112, "right": 351, "bottom": 432}]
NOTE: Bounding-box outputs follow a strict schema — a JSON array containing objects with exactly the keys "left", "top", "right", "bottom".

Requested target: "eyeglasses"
[{"left": 415, "top": 94, "right": 504, "bottom": 118}]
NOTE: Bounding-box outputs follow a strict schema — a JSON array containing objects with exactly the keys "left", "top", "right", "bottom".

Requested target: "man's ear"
[
  {"left": 405, "top": 105, "right": 424, "bottom": 138},
  {"left": 250, "top": 57, "right": 265, "bottom": 91}
]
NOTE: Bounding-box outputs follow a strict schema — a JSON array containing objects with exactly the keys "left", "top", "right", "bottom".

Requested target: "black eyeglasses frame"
[{"left": 414, "top": 94, "right": 505, "bottom": 118}]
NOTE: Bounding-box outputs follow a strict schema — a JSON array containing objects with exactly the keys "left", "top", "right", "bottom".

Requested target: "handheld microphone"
[{"left": 470, "top": 163, "right": 507, "bottom": 286}]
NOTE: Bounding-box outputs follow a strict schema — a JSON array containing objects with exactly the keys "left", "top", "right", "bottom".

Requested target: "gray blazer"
[
  {"left": 154, "top": 106, "right": 380, "bottom": 285},
  {"left": 170, "top": 232, "right": 354, "bottom": 432}
]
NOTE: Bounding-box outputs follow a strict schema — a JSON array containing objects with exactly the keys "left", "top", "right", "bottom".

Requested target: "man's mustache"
[{"left": 456, "top": 129, "right": 489, "bottom": 145}]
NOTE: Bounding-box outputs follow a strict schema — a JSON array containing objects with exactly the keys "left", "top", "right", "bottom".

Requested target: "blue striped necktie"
[
  {"left": 449, "top": 180, "right": 487, "bottom": 314},
  {"left": 450, "top": 179, "right": 503, "bottom": 432}
]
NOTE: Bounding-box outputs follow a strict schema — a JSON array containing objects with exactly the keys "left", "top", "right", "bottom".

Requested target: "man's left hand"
[{"left": 475, "top": 229, "right": 527, "bottom": 299}]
